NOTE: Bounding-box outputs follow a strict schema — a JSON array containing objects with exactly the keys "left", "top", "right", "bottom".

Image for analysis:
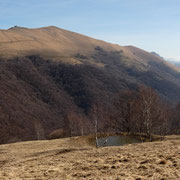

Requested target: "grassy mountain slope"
[
  {"left": 0, "top": 26, "right": 180, "bottom": 144},
  {"left": 0, "top": 26, "right": 179, "bottom": 71}
]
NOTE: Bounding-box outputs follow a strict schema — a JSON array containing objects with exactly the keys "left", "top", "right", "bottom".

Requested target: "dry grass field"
[{"left": 0, "top": 135, "right": 179, "bottom": 180}]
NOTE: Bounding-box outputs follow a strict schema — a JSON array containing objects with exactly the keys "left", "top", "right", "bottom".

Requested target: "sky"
[{"left": 0, "top": 0, "right": 180, "bottom": 61}]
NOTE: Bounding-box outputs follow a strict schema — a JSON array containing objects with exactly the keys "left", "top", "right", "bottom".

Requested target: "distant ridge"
[{"left": 166, "top": 58, "right": 180, "bottom": 68}]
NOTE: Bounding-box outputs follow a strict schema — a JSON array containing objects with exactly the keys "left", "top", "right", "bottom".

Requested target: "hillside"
[
  {"left": 0, "top": 26, "right": 180, "bottom": 144},
  {"left": 0, "top": 26, "right": 179, "bottom": 72},
  {"left": 167, "top": 59, "right": 180, "bottom": 68},
  {"left": 173, "top": 62, "right": 180, "bottom": 68},
  {"left": 0, "top": 136, "right": 179, "bottom": 179}
]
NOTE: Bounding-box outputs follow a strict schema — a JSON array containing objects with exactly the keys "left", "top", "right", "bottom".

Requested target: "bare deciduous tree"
[
  {"left": 34, "top": 120, "right": 45, "bottom": 140},
  {"left": 91, "top": 103, "right": 99, "bottom": 148},
  {"left": 133, "top": 86, "right": 170, "bottom": 140},
  {"left": 171, "top": 102, "right": 180, "bottom": 134},
  {"left": 112, "top": 86, "right": 171, "bottom": 140},
  {"left": 113, "top": 90, "right": 137, "bottom": 133},
  {"left": 90, "top": 102, "right": 108, "bottom": 148}
]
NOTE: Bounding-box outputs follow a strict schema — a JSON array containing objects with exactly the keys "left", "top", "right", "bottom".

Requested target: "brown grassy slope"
[
  {"left": 0, "top": 26, "right": 121, "bottom": 59},
  {"left": 123, "top": 45, "right": 180, "bottom": 72},
  {"left": 0, "top": 26, "right": 179, "bottom": 72},
  {"left": 0, "top": 136, "right": 179, "bottom": 179}
]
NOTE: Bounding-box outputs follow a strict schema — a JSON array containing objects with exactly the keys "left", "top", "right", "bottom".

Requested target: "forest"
[{"left": 0, "top": 54, "right": 179, "bottom": 144}]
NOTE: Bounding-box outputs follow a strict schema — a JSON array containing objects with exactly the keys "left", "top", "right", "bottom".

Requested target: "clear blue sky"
[{"left": 0, "top": 0, "right": 180, "bottom": 61}]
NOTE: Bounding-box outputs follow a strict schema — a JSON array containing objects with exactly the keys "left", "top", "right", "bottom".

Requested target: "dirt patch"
[{"left": 0, "top": 160, "right": 8, "bottom": 168}]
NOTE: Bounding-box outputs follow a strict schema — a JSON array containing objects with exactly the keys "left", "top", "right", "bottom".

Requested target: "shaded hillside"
[
  {"left": 0, "top": 26, "right": 180, "bottom": 144},
  {"left": 0, "top": 52, "right": 180, "bottom": 144}
]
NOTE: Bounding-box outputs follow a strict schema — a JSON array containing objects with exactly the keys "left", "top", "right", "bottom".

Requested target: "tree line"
[
  {"left": 110, "top": 86, "right": 180, "bottom": 138},
  {"left": 89, "top": 86, "right": 180, "bottom": 141},
  {"left": 49, "top": 85, "right": 180, "bottom": 141}
]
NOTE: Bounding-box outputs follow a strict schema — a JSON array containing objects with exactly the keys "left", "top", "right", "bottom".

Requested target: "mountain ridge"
[{"left": 0, "top": 26, "right": 179, "bottom": 72}]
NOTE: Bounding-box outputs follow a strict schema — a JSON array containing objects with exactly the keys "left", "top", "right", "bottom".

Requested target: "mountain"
[
  {"left": 0, "top": 26, "right": 180, "bottom": 144},
  {"left": 166, "top": 58, "right": 180, "bottom": 68},
  {"left": 151, "top": 52, "right": 180, "bottom": 68},
  {"left": 172, "top": 62, "right": 180, "bottom": 68}
]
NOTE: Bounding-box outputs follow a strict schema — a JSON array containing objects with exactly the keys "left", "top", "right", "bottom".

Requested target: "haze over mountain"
[
  {"left": 166, "top": 58, "right": 180, "bottom": 68},
  {"left": 0, "top": 26, "right": 180, "bottom": 144},
  {"left": 151, "top": 52, "right": 180, "bottom": 69}
]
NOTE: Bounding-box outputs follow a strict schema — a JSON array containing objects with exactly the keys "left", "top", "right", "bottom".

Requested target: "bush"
[{"left": 48, "top": 129, "right": 69, "bottom": 139}]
